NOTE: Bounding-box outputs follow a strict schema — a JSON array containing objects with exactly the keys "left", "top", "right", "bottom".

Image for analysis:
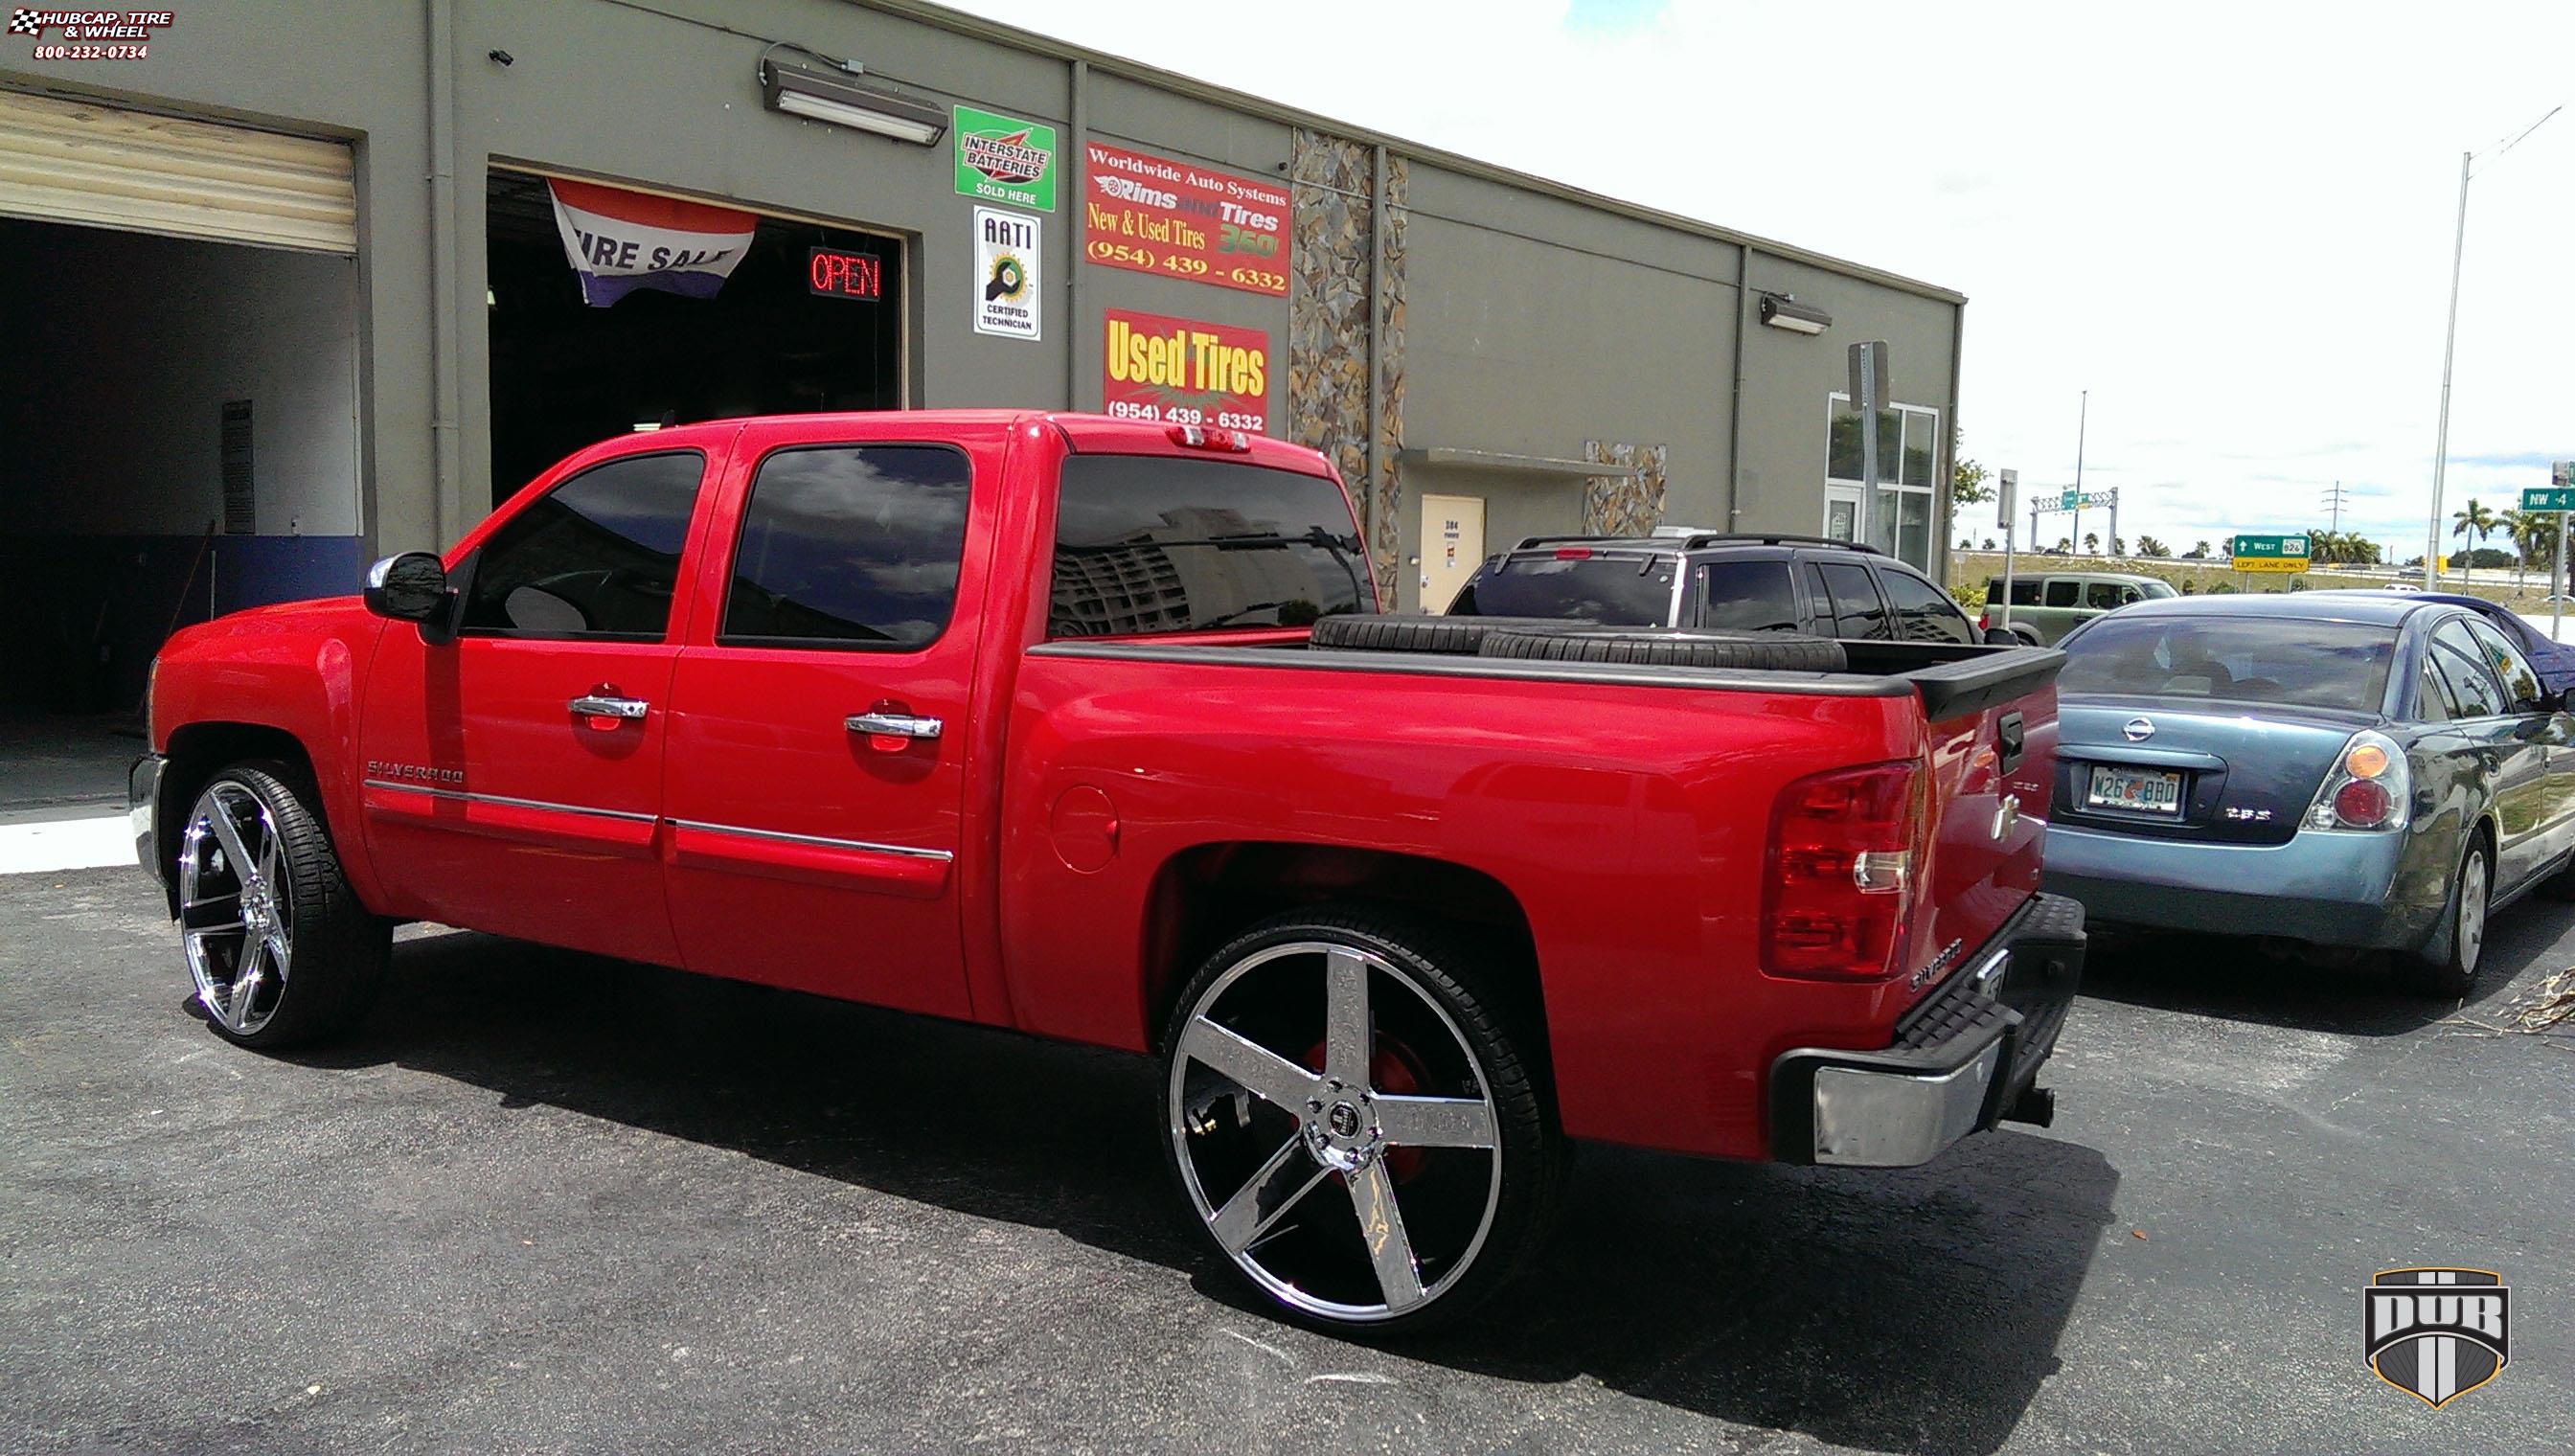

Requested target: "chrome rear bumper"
[{"left": 1768, "top": 893, "right": 2085, "bottom": 1167}]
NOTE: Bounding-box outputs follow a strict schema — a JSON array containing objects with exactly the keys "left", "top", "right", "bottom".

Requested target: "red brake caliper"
[{"left": 1305, "top": 1038, "right": 1430, "bottom": 1182}]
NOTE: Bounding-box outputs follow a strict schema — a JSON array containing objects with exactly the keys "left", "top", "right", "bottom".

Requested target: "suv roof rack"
[{"left": 1509, "top": 531, "right": 1881, "bottom": 556}]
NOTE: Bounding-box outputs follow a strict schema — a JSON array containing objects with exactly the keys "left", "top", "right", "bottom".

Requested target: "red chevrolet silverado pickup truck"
[{"left": 134, "top": 410, "right": 2083, "bottom": 1332}]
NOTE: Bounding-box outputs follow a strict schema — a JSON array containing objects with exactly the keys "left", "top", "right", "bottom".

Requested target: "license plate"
[{"left": 2086, "top": 764, "right": 2183, "bottom": 816}]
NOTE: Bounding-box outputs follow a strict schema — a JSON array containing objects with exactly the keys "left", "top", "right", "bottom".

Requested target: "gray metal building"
[{"left": 2, "top": 0, "right": 1964, "bottom": 711}]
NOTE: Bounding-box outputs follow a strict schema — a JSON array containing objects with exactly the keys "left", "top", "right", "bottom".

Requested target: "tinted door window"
[
  {"left": 721, "top": 444, "right": 973, "bottom": 649},
  {"left": 1051, "top": 455, "right": 1375, "bottom": 635},
  {"left": 2043, "top": 580, "right": 2082, "bottom": 607},
  {"left": 459, "top": 450, "right": 704, "bottom": 639},
  {"left": 1814, "top": 561, "right": 1892, "bottom": 640},
  {"left": 1879, "top": 567, "right": 1974, "bottom": 644},
  {"left": 2417, "top": 663, "right": 2457, "bottom": 722},
  {"left": 1693, "top": 559, "right": 1800, "bottom": 633},
  {"left": 2428, "top": 623, "right": 2508, "bottom": 717},
  {"left": 2085, "top": 582, "right": 2128, "bottom": 609},
  {"left": 2461, "top": 618, "right": 2545, "bottom": 711}
]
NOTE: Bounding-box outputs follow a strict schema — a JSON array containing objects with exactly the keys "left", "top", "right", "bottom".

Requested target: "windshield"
[
  {"left": 2139, "top": 580, "right": 2178, "bottom": 599},
  {"left": 1447, "top": 552, "right": 1676, "bottom": 625},
  {"left": 2059, "top": 615, "right": 2396, "bottom": 712}
]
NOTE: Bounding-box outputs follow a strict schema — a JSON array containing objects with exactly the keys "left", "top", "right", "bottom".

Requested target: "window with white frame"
[{"left": 1825, "top": 394, "right": 1940, "bottom": 570}]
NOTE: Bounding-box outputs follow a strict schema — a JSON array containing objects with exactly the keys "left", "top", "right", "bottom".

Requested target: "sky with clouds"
[{"left": 954, "top": 0, "right": 2572, "bottom": 562}]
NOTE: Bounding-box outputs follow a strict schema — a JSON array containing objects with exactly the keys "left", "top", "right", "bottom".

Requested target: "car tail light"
[
  {"left": 1554, "top": 547, "right": 1592, "bottom": 560},
  {"left": 2304, "top": 730, "right": 2409, "bottom": 832},
  {"left": 1763, "top": 760, "right": 1930, "bottom": 980},
  {"left": 1167, "top": 423, "right": 1253, "bottom": 452}
]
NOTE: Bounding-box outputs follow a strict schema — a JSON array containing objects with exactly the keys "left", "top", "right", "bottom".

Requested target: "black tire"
[
  {"left": 1477, "top": 626, "right": 1849, "bottom": 673},
  {"left": 175, "top": 760, "right": 391, "bottom": 1050},
  {"left": 2400, "top": 836, "right": 2491, "bottom": 999},
  {"left": 1310, "top": 613, "right": 1598, "bottom": 655},
  {"left": 1158, "top": 906, "right": 1563, "bottom": 1336}
]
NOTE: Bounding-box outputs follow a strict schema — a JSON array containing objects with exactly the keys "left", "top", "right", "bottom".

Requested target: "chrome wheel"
[
  {"left": 179, "top": 780, "right": 294, "bottom": 1036},
  {"left": 1168, "top": 940, "right": 1503, "bottom": 1324},
  {"left": 2455, "top": 852, "right": 2488, "bottom": 976}
]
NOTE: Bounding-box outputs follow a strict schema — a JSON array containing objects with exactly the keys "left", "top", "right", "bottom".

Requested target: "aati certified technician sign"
[
  {"left": 1082, "top": 141, "right": 1288, "bottom": 297},
  {"left": 1102, "top": 308, "right": 1269, "bottom": 434},
  {"left": 953, "top": 105, "right": 1057, "bottom": 212},
  {"left": 973, "top": 207, "right": 1041, "bottom": 340}
]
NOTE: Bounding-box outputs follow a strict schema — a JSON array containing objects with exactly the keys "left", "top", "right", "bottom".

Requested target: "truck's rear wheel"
[
  {"left": 176, "top": 762, "right": 389, "bottom": 1049},
  {"left": 1160, "top": 908, "right": 1561, "bottom": 1334}
]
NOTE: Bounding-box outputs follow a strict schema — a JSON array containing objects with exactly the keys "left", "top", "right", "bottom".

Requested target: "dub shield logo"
[{"left": 2364, "top": 1268, "right": 2507, "bottom": 1408}]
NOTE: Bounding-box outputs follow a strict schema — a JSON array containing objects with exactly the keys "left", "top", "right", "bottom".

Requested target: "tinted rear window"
[
  {"left": 1050, "top": 454, "right": 1373, "bottom": 636},
  {"left": 2059, "top": 615, "right": 2397, "bottom": 711},
  {"left": 1449, "top": 553, "right": 1676, "bottom": 625}
]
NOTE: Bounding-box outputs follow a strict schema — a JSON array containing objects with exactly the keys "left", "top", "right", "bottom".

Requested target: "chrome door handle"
[
  {"left": 569, "top": 694, "right": 649, "bottom": 719},
  {"left": 846, "top": 712, "right": 943, "bottom": 739}
]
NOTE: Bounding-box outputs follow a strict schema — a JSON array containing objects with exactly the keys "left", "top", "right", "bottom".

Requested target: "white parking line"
[{"left": 0, "top": 814, "right": 134, "bottom": 876}]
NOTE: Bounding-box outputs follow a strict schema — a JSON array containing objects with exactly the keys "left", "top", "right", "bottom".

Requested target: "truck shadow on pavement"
[
  {"left": 2074, "top": 896, "right": 2571, "bottom": 1037},
  {"left": 308, "top": 928, "right": 2118, "bottom": 1456}
]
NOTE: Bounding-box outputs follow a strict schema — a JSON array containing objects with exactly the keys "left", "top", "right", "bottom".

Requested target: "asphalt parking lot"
[{"left": 4, "top": 866, "right": 2569, "bottom": 1455}]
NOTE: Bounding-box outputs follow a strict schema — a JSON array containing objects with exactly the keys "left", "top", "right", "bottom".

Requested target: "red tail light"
[
  {"left": 1168, "top": 423, "right": 1253, "bottom": 452},
  {"left": 1554, "top": 547, "right": 1593, "bottom": 560},
  {"left": 1762, "top": 761, "right": 1929, "bottom": 981},
  {"left": 1977, "top": 610, "right": 1991, "bottom": 632}
]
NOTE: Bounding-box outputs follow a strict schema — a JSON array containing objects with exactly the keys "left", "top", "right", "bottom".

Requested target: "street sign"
[
  {"left": 2035, "top": 489, "right": 2115, "bottom": 514},
  {"left": 2231, "top": 533, "right": 2311, "bottom": 574},
  {"left": 2523, "top": 487, "right": 2575, "bottom": 512}
]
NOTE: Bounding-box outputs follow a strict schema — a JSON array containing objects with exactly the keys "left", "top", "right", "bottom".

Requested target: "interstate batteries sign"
[
  {"left": 953, "top": 106, "right": 1058, "bottom": 211},
  {"left": 1082, "top": 141, "right": 1289, "bottom": 297},
  {"left": 1102, "top": 308, "right": 1270, "bottom": 435}
]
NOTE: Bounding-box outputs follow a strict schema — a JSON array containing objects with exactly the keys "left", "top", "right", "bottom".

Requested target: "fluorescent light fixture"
[
  {"left": 1758, "top": 292, "right": 1832, "bottom": 335},
  {"left": 761, "top": 57, "right": 946, "bottom": 146}
]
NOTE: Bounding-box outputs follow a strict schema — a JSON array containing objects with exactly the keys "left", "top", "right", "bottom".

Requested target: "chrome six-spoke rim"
[
  {"left": 178, "top": 781, "right": 292, "bottom": 1036},
  {"left": 1169, "top": 942, "right": 1501, "bottom": 1322}
]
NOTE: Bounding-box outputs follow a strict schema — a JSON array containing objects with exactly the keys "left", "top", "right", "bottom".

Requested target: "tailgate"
[{"left": 1900, "top": 655, "right": 2060, "bottom": 1000}]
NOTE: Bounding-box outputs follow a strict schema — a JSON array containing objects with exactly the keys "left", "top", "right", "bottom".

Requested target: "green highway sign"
[
  {"left": 2230, "top": 533, "right": 2309, "bottom": 558},
  {"left": 2525, "top": 487, "right": 2575, "bottom": 512},
  {"left": 2230, "top": 533, "right": 2311, "bottom": 574}
]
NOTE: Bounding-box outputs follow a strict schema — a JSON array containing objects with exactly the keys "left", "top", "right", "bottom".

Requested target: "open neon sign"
[{"left": 808, "top": 247, "right": 882, "bottom": 301}]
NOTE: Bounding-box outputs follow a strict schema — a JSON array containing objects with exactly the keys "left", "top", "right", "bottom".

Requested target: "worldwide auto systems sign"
[{"left": 1082, "top": 140, "right": 1288, "bottom": 297}]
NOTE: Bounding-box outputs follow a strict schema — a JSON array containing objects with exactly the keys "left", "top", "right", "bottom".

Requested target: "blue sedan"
[{"left": 2036, "top": 593, "right": 2575, "bottom": 995}]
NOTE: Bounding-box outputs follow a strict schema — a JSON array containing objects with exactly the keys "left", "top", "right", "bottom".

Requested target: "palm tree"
[
  {"left": 2191, "top": 539, "right": 2213, "bottom": 559},
  {"left": 2136, "top": 535, "right": 2170, "bottom": 557},
  {"left": 2496, "top": 510, "right": 2534, "bottom": 584},
  {"left": 2084, "top": 532, "right": 2100, "bottom": 555},
  {"left": 2452, "top": 498, "right": 2497, "bottom": 583}
]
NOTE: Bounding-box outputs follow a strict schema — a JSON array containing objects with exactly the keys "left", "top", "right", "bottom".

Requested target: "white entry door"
[{"left": 1419, "top": 493, "right": 1485, "bottom": 614}]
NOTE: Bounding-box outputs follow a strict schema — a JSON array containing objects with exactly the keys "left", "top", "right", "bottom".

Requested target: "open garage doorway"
[
  {"left": 483, "top": 170, "right": 904, "bottom": 506},
  {"left": 0, "top": 91, "right": 359, "bottom": 816}
]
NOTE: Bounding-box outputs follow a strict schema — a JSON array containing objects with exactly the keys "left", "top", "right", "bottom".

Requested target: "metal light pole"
[
  {"left": 2071, "top": 390, "right": 2088, "bottom": 553},
  {"left": 2425, "top": 105, "right": 2562, "bottom": 586},
  {"left": 2425, "top": 150, "right": 2471, "bottom": 586}
]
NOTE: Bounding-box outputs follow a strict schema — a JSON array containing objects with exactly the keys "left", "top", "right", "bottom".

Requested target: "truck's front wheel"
[
  {"left": 175, "top": 762, "right": 390, "bottom": 1049},
  {"left": 1160, "top": 909, "right": 1561, "bottom": 1334}
]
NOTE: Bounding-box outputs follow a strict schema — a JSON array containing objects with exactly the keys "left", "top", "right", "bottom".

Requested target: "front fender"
[{"left": 152, "top": 599, "right": 392, "bottom": 913}]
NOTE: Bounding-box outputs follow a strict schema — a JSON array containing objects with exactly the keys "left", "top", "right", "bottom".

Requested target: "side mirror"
[
  {"left": 1983, "top": 626, "right": 2023, "bottom": 647},
  {"left": 364, "top": 553, "right": 454, "bottom": 638}
]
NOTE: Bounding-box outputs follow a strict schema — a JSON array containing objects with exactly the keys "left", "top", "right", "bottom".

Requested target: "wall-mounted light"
[
  {"left": 759, "top": 51, "right": 946, "bottom": 146},
  {"left": 1758, "top": 292, "right": 1833, "bottom": 335}
]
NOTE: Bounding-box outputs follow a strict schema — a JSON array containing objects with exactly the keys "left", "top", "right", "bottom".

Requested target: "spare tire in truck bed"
[
  {"left": 1477, "top": 627, "right": 1849, "bottom": 673},
  {"left": 1309, "top": 613, "right": 1599, "bottom": 655}
]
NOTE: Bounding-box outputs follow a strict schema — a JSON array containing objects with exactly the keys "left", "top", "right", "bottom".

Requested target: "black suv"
[{"left": 1442, "top": 532, "right": 1979, "bottom": 644}]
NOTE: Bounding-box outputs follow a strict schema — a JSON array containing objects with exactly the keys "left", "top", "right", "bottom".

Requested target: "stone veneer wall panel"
[
  {"left": 1288, "top": 129, "right": 1405, "bottom": 603},
  {"left": 1583, "top": 441, "right": 1670, "bottom": 537}
]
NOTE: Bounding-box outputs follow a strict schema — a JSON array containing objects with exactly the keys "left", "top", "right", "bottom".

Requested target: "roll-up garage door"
[{"left": 0, "top": 89, "right": 354, "bottom": 254}]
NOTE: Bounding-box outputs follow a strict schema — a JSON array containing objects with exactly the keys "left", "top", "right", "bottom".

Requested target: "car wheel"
[
  {"left": 1160, "top": 908, "right": 1562, "bottom": 1335},
  {"left": 2401, "top": 838, "right": 2490, "bottom": 999},
  {"left": 176, "top": 761, "right": 391, "bottom": 1049}
]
